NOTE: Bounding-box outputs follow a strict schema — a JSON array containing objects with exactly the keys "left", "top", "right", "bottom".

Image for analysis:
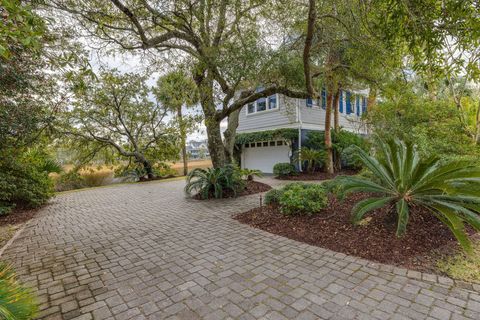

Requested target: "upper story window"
[
  {"left": 246, "top": 94, "right": 279, "bottom": 114},
  {"left": 306, "top": 97, "right": 321, "bottom": 108},
  {"left": 268, "top": 95, "right": 277, "bottom": 109}
]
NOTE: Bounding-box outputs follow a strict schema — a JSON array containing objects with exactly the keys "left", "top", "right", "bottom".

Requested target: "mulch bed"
[
  {"left": 193, "top": 180, "right": 271, "bottom": 200},
  {"left": 277, "top": 170, "right": 358, "bottom": 181},
  {"left": 0, "top": 207, "right": 40, "bottom": 228},
  {"left": 234, "top": 193, "right": 473, "bottom": 273}
]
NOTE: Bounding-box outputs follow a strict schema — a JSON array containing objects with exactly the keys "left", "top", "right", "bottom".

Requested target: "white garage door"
[{"left": 242, "top": 141, "right": 291, "bottom": 174}]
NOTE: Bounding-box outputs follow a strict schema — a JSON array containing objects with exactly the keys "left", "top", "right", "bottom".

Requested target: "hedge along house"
[{"left": 234, "top": 89, "right": 368, "bottom": 173}]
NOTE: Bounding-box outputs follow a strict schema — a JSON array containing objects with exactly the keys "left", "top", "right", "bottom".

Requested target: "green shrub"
[
  {"left": 303, "top": 130, "right": 368, "bottom": 169},
  {"left": 53, "top": 171, "right": 86, "bottom": 192},
  {"left": 0, "top": 154, "right": 54, "bottom": 214},
  {"left": 273, "top": 163, "right": 297, "bottom": 177},
  {"left": 335, "top": 138, "right": 480, "bottom": 253},
  {"left": 153, "top": 163, "right": 177, "bottom": 178},
  {"left": 264, "top": 188, "right": 283, "bottom": 205},
  {"left": 185, "top": 165, "right": 245, "bottom": 199},
  {"left": 278, "top": 182, "right": 328, "bottom": 215},
  {"left": 0, "top": 263, "right": 38, "bottom": 319}
]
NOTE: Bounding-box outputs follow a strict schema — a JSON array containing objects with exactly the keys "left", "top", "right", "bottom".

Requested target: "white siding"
[
  {"left": 237, "top": 95, "right": 298, "bottom": 133},
  {"left": 236, "top": 94, "right": 368, "bottom": 134}
]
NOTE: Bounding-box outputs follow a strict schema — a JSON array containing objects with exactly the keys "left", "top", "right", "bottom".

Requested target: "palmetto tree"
[{"left": 336, "top": 138, "right": 480, "bottom": 252}]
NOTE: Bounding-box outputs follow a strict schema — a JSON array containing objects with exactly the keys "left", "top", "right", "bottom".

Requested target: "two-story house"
[{"left": 236, "top": 89, "right": 368, "bottom": 173}]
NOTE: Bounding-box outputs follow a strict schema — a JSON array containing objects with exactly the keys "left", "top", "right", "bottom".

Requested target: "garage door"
[{"left": 242, "top": 141, "right": 291, "bottom": 174}]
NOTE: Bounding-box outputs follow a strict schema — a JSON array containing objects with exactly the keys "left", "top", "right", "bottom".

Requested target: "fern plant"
[
  {"left": 0, "top": 263, "right": 38, "bottom": 320},
  {"left": 335, "top": 138, "right": 480, "bottom": 252},
  {"left": 185, "top": 165, "right": 245, "bottom": 199}
]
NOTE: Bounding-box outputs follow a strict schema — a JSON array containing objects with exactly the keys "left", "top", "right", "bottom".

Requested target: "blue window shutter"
[
  {"left": 321, "top": 88, "right": 326, "bottom": 109},
  {"left": 339, "top": 90, "right": 343, "bottom": 113},
  {"left": 362, "top": 97, "right": 367, "bottom": 113},
  {"left": 356, "top": 96, "right": 360, "bottom": 116},
  {"left": 306, "top": 97, "right": 313, "bottom": 107},
  {"left": 346, "top": 91, "right": 351, "bottom": 114}
]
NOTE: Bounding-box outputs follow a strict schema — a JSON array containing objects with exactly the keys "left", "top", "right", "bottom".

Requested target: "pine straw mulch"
[
  {"left": 234, "top": 193, "right": 474, "bottom": 274},
  {"left": 193, "top": 180, "right": 271, "bottom": 200},
  {"left": 276, "top": 169, "right": 358, "bottom": 181}
]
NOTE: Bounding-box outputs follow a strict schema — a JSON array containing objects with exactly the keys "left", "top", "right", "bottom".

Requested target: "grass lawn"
[{"left": 437, "top": 242, "right": 480, "bottom": 283}]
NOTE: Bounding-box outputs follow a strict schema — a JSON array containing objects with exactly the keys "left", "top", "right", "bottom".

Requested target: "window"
[
  {"left": 263, "top": 142, "right": 268, "bottom": 147},
  {"left": 269, "top": 141, "right": 275, "bottom": 146},
  {"left": 246, "top": 93, "right": 279, "bottom": 114},
  {"left": 256, "top": 142, "right": 262, "bottom": 147},
  {"left": 306, "top": 97, "right": 313, "bottom": 108},
  {"left": 277, "top": 141, "right": 283, "bottom": 146},
  {"left": 245, "top": 144, "right": 250, "bottom": 148},
  {"left": 247, "top": 103, "right": 255, "bottom": 114},
  {"left": 339, "top": 90, "right": 343, "bottom": 113},
  {"left": 321, "top": 88, "right": 327, "bottom": 109},
  {"left": 346, "top": 91, "right": 352, "bottom": 114},
  {"left": 268, "top": 95, "right": 277, "bottom": 109},
  {"left": 356, "top": 96, "right": 361, "bottom": 116},
  {"left": 257, "top": 97, "right": 267, "bottom": 112}
]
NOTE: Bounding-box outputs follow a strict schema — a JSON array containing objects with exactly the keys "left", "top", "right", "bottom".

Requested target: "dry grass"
[
  {"left": 79, "top": 168, "right": 115, "bottom": 187},
  {"left": 169, "top": 159, "right": 212, "bottom": 176}
]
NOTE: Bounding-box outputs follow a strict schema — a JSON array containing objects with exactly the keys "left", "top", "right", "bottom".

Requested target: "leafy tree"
[
  {"left": 366, "top": 92, "right": 479, "bottom": 161},
  {"left": 44, "top": 0, "right": 309, "bottom": 168},
  {"left": 59, "top": 70, "right": 179, "bottom": 179},
  {"left": 336, "top": 138, "right": 480, "bottom": 253},
  {"left": 0, "top": 0, "right": 44, "bottom": 58},
  {"left": 154, "top": 70, "right": 199, "bottom": 176}
]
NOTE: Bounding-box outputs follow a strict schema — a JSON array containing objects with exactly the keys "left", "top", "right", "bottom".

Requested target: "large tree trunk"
[
  {"left": 332, "top": 88, "right": 341, "bottom": 171},
  {"left": 223, "top": 109, "right": 240, "bottom": 164},
  {"left": 177, "top": 106, "right": 188, "bottom": 176},
  {"left": 324, "top": 87, "right": 334, "bottom": 174},
  {"left": 195, "top": 69, "right": 226, "bottom": 168},
  {"left": 136, "top": 154, "right": 154, "bottom": 179}
]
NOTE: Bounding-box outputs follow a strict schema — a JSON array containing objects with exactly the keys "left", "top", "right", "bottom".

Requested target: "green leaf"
[
  {"left": 395, "top": 199, "right": 409, "bottom": 237},
  {"left": 351, "top": 197, "right": 393, "bottom": 223}
]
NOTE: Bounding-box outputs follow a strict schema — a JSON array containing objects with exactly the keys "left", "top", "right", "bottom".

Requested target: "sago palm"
[
  {"left": 185, "top": 165, "right": 244, "bottom": 199},
  {"left": 295, "top": 148, "right": 326, "bottom": 172},
  {"left": 0, "top": 263, "right": 38, "bottom": 320},
  {"left": 336, "top": 138, "right": 480, "bottom": 252}
]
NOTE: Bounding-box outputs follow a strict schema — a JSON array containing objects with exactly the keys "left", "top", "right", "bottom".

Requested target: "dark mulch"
[
  {"left": 138, "top": 175, "right": 176, "bottom": 182},
  {"left": 277, "top": 170, "right": 358, "bottom": 181},
  {"left": 193, "top": 180, "right": 271, "bottom": 200},
  {"left": 234, "top": 193, "right": 473, "bottom": 273},
  {"left": 0, "top": 207, "right": 40, "bottom": 228}
]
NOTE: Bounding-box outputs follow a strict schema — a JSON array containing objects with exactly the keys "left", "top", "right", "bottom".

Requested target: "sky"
[{"left": 87, "top": 45, "right": 217, "bottom": 143}]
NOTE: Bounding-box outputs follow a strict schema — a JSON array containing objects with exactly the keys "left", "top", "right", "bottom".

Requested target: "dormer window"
[{"left": 246, "top": 94, "right": 279, "bottom": 114}]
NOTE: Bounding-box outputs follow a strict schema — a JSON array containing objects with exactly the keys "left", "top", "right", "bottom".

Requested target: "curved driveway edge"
[{"left": 2, "top": 179, "right": 480, "bottom": 320}]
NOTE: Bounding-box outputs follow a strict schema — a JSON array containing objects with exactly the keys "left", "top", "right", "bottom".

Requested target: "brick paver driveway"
[{"left": 2, "top": 179, "right": 480, "bottom": 320}]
